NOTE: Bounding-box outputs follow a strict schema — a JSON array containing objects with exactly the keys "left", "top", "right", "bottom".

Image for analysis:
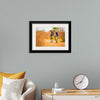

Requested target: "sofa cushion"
[
  {"left": 1, "top": 77, "right": 25, "bottom": 100},
  {"left": 0, "top": 71, "right": 26, "bottom": 96}
]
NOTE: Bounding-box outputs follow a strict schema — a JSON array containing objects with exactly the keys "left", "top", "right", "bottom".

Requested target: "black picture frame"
[{"left": 29, "top": 21, "right": 71, "bottom": 53}]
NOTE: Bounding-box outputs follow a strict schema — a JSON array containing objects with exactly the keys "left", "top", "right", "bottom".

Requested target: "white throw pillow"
[{"left": 1, "top": 77, "right": 25, "bottom": 100}]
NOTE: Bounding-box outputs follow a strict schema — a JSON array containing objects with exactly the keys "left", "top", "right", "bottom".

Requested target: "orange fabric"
[{"left": 0, "top": 71, "right": 26, "bottom": 96}]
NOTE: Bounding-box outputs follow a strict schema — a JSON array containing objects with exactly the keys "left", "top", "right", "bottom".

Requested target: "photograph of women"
[{"left": 29, "top": 21, "right": 71, "bottom": 53}]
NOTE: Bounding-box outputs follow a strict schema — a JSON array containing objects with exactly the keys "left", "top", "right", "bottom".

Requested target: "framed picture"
[{"left": 29, "top": 21, "right": 71, "bottom": 53}]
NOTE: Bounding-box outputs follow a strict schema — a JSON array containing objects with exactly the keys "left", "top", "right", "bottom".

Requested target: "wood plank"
[{"left": 42, "top": 89, "right": 100, "bottom": 95}]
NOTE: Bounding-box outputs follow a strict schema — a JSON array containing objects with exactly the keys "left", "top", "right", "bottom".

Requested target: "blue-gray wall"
[{"left": 0, "top": 0, "right": 100, "bottom": 100}]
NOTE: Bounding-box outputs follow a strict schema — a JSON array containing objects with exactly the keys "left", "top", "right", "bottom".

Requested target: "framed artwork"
[{"left": 29, "top": 21, "right": 71, "bottom": 53}]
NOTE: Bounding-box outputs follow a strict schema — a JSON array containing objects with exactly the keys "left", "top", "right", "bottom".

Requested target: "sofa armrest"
[{"left": 21, "top": 79, "right": 36, "bottom": 100}]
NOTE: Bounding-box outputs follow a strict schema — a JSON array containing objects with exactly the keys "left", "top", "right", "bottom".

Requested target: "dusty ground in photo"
[{"left": 36, "top": 31, "right": 65, "bottom": 47}]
